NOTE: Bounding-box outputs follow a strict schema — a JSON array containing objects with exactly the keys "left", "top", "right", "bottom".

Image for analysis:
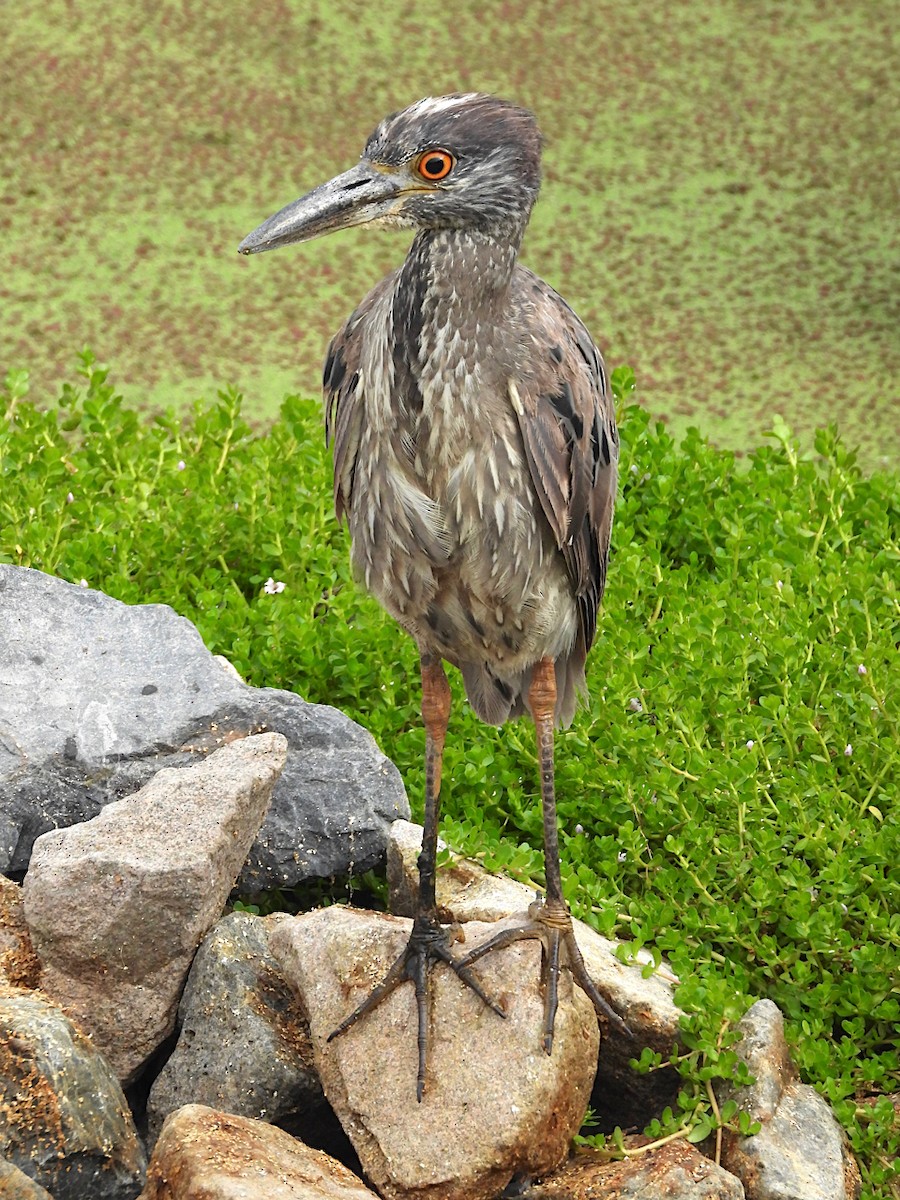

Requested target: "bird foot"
[
  {"left": 456, "top": 896, "right": 630, "bottom": 1053},
  {"left": 327, "top": 910, "right": 506, "bottom": 1101}
]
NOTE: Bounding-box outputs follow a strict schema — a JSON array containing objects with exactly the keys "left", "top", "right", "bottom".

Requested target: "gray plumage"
[{"left": 240, "top": 92, "right": 623, "bottom": 1098}]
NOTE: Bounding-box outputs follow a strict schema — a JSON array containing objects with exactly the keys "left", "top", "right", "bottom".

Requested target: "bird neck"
[{"left": 403, "top": 226, "right": 522, "bottom": 317}]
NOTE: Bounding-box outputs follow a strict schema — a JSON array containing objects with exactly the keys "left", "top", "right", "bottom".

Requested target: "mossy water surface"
[{"left": 3, "top": 0, "right": 897, "bottom": 467}]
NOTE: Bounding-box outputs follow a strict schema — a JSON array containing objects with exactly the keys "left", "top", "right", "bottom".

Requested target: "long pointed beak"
[{"left": 238, "top": 161, "right": 408, "bottom": 254}]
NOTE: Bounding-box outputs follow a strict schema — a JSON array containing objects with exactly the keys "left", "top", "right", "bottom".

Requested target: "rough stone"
[
  {"left": 722, "top": 1086, "right": 860, "bottom": 1200},
  {"left": 147, "top": 911, "right": 322, "bottom": 1146},
  {"left": 0, "top": 876, "right": 39, "bottom": 988},
  {"left": 0, "top": 985, "right": 146, "bottom": 1200},
  {"left": 0, "top": 565, "right": 408, "bottom": 889},
  {"left": 388, "top": 818, "right": 682, "bottom": 1127},
  {"left": 0, "top": 1156, "right": 56, "bottom": 1199},
  {"left": 22, "top": 733, "right": 286, "bottom": 1082},
  {"left": 527, "top": 1141, "right": 745, "bottom": 1199},
  {"left": 718, "top": 999, "right": 795, "bottom": 1124},
  {"left": 720, "top": 1001, "right": 860, "bottom": 1200},
  {"left": 271, "top": 906, "right": 599, "bottom": 1200},
  {"left": 388, "top": 819, "right": 680, "bottom": 1027},
  {"left": 140, "top": 1104, "right": 378, "bottom": 1200}
]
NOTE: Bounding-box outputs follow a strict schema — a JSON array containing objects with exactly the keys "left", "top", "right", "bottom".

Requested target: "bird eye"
[{"left": 415, "top": 149, "right": 455, "bottom": 181}]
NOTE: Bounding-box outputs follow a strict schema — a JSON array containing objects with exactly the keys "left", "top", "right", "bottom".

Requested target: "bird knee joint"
[
  {"left": 421, "top": 662, "right": 451, "bottom": 738},
  {"left": 528, "top": 658, "right": 557, "bottom": 722}
]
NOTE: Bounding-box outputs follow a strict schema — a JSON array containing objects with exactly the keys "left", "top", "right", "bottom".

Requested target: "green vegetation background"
[
  {"left": 2, "top": 0, "right": 898, "bottom": 1192},
  {"left": 2, "top": 358, "right": 897, "bottom": 1192}
]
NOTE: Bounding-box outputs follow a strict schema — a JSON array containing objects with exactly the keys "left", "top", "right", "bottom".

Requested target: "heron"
[{"left": 239, "top": 93, "right": 623, "bottom": 1099}]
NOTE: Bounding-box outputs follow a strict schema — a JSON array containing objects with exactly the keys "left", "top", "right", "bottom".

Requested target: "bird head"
[{"left": 238, "top": 93, "right": 542, "bottom": 255}]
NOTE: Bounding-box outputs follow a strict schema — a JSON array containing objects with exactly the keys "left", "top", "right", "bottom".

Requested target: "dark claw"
[
  {"left": 563, "top": 924, "right": 632, "bottom": 1038},
  {"left": 327, "top": 911, "right": 505, "bottom": 1101},
  {"left": 456, "top": 900, "right": 632, "bottom": 1050},
  {"left": 327, "top": 953, "right": 409, "bottom": 1041}
]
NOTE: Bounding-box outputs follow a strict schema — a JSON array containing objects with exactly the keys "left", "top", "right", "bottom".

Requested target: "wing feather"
[
  {"left": 511, "top": 274, "right": 618, "bottom": 654},
  {"left": 324, "top": 273, "right": 400, "bottom": 521}
]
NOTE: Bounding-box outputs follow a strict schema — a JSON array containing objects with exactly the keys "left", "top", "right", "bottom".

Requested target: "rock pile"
[
  {"left": 0, "top": 569, "right": 860, "bottom": 1200},
  {"left": 23, "top": 733, "right": 288, "bottom": 1083},
  {"left": 0, "top": 565, "right": 409, "bottom": 891}
]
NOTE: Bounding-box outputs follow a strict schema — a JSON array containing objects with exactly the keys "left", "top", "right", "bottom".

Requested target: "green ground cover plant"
[{"left": 2, "top": 354, "right": 898, "bottom": 1194}]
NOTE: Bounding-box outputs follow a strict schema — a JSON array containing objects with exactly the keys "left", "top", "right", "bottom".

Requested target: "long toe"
[
  {"left": 457, "top": 898, "right": 630, "bottom": 1050},
  {"left": 561, "top": 923, "right": 631, "bottom": 1037},
  {"left": 328, "top": 910, "right": 504, "bottom": 1100}
]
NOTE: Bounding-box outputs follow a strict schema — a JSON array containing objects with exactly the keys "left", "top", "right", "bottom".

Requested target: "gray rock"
[
  {"left": 0, "top": 986, "right": 146, "bottom": 1200},
  {"left": 723, "top": 1086, "right": 860, "bottom": 1200},
  {"left": 719, "top": 999, "right": 796, "bottom": 1124},
  {"left": 140, "top": 1104, "right": 379, "bottom": 1200},
  {"left": 23, "top": 733, "right": 286, "bottom": 1083},
  {"left": 147, "top": 910, "right": 322, "bottom": 1145},
  {"left": 388, "top": 820, "right": 681, "bottom": 1030},
  {"left": 720, "top": 1001, "right": 860, "bottom": 1200},
  {"left": 526, "top": 1141, "right": 744, "bottom": 1200},
  {"left": 0, "top": 1156, "right": 55, "bottom": 1199},
  {"left": 271, "top": 906, "right": 599, "bottom": 1200},
  {"left": 0, "top": 565, "right": 408, "bottom": 888}
]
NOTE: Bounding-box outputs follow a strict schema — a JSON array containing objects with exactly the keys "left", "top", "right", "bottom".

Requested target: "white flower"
[
  {"left": 574, "top": 823, "right": 584, "bottom": 835},
  {"left": 617, "top": 850, "right": 627, "bottom": 863},
  {"left": 746, "top": 739, "right": 755, "bottom": 750},
  {"left": 844, "top": 743, "right": 852, "bottom": 757},
  {"left": 176, "top": 460, "right": 186, "bottom": 471},
  {"left": 775, "top": 580, "right": 783, "bottom": 591},
  {"left": 66, "top": 492, "right": 74, "bottom": 504},
  {"left": 857, "top": 664, "right": 867, "bottom": 676},
  {"left": 78, "top": 579, "right": 88, "bottom": 588},
  {"left": 263, "top": 577, "right": 285, "bottom": 595},
  {"left": 628, "top": 697, "right": 643, "bottom": 713}
]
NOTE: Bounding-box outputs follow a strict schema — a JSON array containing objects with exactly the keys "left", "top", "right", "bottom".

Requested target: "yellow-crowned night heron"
[{"left": 239, "top": 93, "right": 623, "bottom": 1098}]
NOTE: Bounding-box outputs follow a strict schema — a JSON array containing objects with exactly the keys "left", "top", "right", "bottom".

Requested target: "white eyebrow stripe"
[{"left": 409, "top": 94, "right": 481, "bottom": 119}]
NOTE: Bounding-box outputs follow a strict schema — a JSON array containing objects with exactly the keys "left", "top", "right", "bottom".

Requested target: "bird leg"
[
  {"left": 328, "top": 654, "right": 504, "bottom": 1100},
  {"left": 457, "top": 656, "right": 628, "bottom": 1052}
]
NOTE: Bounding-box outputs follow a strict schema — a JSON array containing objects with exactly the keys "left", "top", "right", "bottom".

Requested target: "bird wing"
[
  {"left": 323, "top": 274, "right": 394, "bottom": 522},
  {"left": 510, "top": 273, "right": 619, "bottom": 654}
]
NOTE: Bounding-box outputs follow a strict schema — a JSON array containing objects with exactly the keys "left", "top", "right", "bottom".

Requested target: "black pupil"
[{"left": 424, "top": 155, "right": 446, "bottom": 176}]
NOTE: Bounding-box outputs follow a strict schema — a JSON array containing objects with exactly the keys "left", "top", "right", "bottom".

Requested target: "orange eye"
[{"left": 415, "top": 149, "right": 455, "bottom": 181}]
